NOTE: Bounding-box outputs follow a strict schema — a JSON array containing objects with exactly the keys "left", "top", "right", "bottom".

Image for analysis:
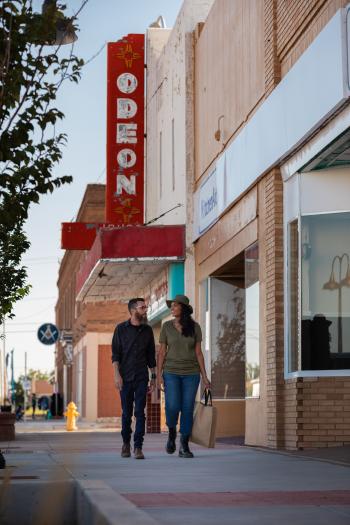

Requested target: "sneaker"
[
  {"left": 134, "top": 447, "right": 145, "bottom": 460},
  {"left": 121, "top": 442, "right": 131, "bottom": 458}
]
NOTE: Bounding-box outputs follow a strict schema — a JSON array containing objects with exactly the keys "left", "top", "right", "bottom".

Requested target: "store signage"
[
  {"left": 61, "top": 222, "right": 111, "bottom": 250},
  {"left": 106, "top": 34, "right": 145, "bottom": 225},
  {"left": 197, "top": 155, "right": 225, "bottom": 236},
  {"left": 37, "top": 323, "right": 60, "bottom": 345},
  {"left": 199, "top": 168, "right": 218, "bottom": 233}
]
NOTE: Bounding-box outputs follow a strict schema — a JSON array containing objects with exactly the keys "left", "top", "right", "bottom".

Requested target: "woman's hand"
[{"left": 202, "top": 375, "right": 211, "bottom": 390}]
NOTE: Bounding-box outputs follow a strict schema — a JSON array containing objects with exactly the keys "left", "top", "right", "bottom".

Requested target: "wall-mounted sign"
[
  {"left": 194, "top": 154, "right": 225, "bottom": 238},
  {"left": 61, "top": 223, "right": 111, "bottom": 250},
  {"left": 199, "top": 167, "right": 218, "bottom": 234},
  {"left": 38, "top": 323, "right": 60, "bottom": 345},
  {"left": 106, "top": 34, "right": 145, "bottom": 225}
]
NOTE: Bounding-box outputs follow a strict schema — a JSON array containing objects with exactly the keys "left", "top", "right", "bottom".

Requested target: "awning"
[{"left": 76, "top": 225, "right": 185, "bottom": 302}]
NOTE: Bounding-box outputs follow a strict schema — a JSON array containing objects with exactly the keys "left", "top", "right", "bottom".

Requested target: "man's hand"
[
  {"left": 114, "top": 372, "right": 123, "bottom": 391},
  {"left": 149, "top": 379, "right": 156, "bottom": 393},
  {"left": 157, "top": 375, "right": 164, "bottom": 391}
]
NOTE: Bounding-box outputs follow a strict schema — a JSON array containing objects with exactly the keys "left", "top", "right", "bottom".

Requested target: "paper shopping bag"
[{"left": 190, "top": 390, "right": 217, "bottom": 448}]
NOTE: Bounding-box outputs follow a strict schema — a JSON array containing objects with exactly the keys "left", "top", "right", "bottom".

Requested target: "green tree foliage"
[
  {"left": 18, "top": 368, "right": 52, "bottom": 382},
  {"left": 13, "top": 379, "right": 24, "bottom": 405},
  {"left": 0, "top": 1, "right": 84, "bottom": 322}
]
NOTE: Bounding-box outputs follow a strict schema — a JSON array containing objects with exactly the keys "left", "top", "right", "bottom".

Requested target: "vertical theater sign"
[
  {"left": 106, "top": 34, "right": 145, "bottom": 225},
  {"left": 61, "top": 34, "right": 145, "bottom": 248}
]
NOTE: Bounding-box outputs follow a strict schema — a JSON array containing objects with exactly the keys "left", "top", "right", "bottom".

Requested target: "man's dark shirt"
[{"left": 111, "top": 320, "right": 156, "bottom": 382}]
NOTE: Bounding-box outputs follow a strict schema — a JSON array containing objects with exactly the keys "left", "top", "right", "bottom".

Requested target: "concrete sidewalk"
[{"left": 1, "top": 422, "right": 350, "bottom": 524}]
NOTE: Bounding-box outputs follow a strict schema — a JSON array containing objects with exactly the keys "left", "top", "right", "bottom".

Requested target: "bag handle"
[{"left": 202, "top": 388, "right": 213, "bottom": 406}]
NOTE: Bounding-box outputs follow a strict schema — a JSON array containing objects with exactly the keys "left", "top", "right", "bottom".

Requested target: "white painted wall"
[
  {"left": 145, "top": 0, "right": 214, "bottom": 228},
  {"left": 146, "top": 0, "right": 214, "bottom": 306}
]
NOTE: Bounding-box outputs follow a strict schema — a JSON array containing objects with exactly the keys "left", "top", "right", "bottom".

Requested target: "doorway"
[{"left": 199, "top": 243, "right": 259, "bottom": 439}]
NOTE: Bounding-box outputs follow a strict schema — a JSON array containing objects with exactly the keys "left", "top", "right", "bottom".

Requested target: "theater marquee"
[{"left": 106, "top": 34, "right": 145, "bottom": 225}]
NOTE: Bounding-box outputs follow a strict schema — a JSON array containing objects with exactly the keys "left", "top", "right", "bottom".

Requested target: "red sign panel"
[
  {"left": 106, "top": 34, "right": 144, "bottom": 225},
  {"left": 61, "top": 223, "right": 111, "bottom": 250}
]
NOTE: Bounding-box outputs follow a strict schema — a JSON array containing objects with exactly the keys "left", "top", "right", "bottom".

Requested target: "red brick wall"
[
  {"left": 276, "top": 0, "right": 348, "bottom": 76},
  {"left": 98, "top": 344, "right": 122, "bottom": 418},
  {"left": 264, "top": 0, "right": 348, "bottom": 94},
  {"left": 261, "top": 169, "right": 350, "bottom": 449},
  {"left": 297, "top": 378, "right": 350, "bottom": 448},
  {"left": 262, "top": 169, "right": 285, "bottom": 448},
  {"left": 264, "top": 0, "right": 281, "bottom": 95}
]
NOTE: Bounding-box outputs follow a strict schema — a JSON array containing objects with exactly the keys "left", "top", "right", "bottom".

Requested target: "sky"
[{"left": 5, "top": 0, "right": 183, "bottom": 380}]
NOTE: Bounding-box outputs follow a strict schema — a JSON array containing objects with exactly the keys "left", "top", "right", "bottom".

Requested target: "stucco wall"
[
  {"left": 145, "top": 0, "right": 214, "bottom": 229},
  {"left": 74, "top": 332, "right": 117, "bottom": 422}
]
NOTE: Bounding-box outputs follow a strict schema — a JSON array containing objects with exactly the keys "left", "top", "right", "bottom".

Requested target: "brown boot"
[
  {"left": 134, "top": 447, "right": 145, "bottom": 460},
  {"left": 121, "top": 442, "right": 131, "bottom": 458}
]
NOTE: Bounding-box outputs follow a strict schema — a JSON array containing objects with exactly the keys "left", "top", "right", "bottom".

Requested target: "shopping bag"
[{"left": 190, "top": 389, "right": 217, "bottom": 448}]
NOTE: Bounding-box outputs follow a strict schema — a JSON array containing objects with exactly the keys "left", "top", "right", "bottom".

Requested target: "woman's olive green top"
[{"left": 159, "top": 320, "right": 202, "bottom": 375}]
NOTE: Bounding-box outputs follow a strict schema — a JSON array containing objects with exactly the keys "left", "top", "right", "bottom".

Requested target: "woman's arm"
[
  {"left": 195, "top": 342, "right": 211, "bottom": 389},
  {"left": 157, "top": 343, "right": 167, "bottom": 389}
]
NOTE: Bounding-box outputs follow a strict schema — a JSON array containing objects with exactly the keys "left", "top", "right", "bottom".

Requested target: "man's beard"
[{"left": 136, "top": 311, "right": 148, "bottom": 323}]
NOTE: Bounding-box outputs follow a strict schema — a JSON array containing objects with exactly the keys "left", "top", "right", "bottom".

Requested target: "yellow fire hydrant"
[{"left": 64, "top": 401, "right": 80, "bottom": 431}]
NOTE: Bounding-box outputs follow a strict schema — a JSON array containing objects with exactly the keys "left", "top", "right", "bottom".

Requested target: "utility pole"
[
  {"left": 0, "top": 321, "right": 4, "bottom": 405},
  {"left": 24, "top": 352, "right": 27, "bottom": 422},
  {"left": 10, "top": 349, "right": 14, "bottom": 406}
]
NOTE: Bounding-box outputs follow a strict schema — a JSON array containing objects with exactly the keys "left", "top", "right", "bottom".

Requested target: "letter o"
[
  {"left": 117, "top": 148, "right": 136, "bottom": 168},
  {"left": 117, "top": 73, "right": 138, "bottom": 94}
]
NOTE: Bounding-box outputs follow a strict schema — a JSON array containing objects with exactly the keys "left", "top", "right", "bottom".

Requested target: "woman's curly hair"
[{"left": 179, "top": 303, "right": 195, "bottom": 337}]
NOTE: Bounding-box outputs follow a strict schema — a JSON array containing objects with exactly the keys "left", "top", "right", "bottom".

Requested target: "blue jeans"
[
  {"left": 163, "top": 372, "right": 200, "bottom": 437},
  {"left": 120, "top": 380, "right": 148, "bottom": 449}
]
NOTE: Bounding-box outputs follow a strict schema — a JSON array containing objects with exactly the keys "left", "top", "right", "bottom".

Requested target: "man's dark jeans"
[{"left": 120, "top": 379, "right": 148, "bottom": 449}]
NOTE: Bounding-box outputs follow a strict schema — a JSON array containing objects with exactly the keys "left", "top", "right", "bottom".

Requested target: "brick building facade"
[
  {"left": 56, "top": 0, "right": 350, "bottom": 448},
  {"left": 56, "top": 185, "right": 128, "bottom": 419},
  {"left": 192, "top": 0, "right": 350, "bottom": 449}
]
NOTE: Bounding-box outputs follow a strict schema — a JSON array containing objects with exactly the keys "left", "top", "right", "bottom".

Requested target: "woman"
[{"left": 157, "top": 294, "right": 210, "bottom": 458}]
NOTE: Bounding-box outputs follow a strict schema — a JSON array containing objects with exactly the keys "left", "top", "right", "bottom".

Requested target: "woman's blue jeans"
[{"left": 163, "top": 372, "right": 200, "bottom": 437}]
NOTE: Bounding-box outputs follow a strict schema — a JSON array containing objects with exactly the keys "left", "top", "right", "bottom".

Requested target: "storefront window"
[
  {"left": 245, "top": 243, "right": 260, "bottom": 397},
  {"left": 199, "top": 279, "right": 210, "bottom": 377},
  {"left": 210, "top": 277, "right": 245, "bottom": 399},
  {"left": 289, "top": 212, "right": 350, "bottom": 371}
]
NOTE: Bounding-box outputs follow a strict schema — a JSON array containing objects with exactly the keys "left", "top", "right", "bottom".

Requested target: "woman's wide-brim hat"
[{"left": 166, "top": 294, "right": 192, "bottom": 312}]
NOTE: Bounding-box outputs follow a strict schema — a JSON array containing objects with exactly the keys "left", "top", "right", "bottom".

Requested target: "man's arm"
[
  {"left": 113, "top": 361, "right": 123, "bottom": 390},
  {"left": 112, "top": 326, "right": 123, "bottom": 390},
  {"left": 147, "top": 328, "right": 157, "bottom": 392}
]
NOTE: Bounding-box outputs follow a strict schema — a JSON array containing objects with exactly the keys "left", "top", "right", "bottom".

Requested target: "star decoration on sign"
[
  {"left": 117, "top": 44, "right": 142, "bottom": 69},
  {"left": 114, "top": 198, "right": 140, "bottom": 223}
]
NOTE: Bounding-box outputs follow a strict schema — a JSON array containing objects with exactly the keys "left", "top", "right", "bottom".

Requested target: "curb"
[{"left": 76, "top": 479, "right": 159, "bottom": 525}]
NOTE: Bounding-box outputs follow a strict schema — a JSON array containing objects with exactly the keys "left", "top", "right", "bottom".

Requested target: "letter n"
[{"left": 116, "top": 174, "right": 136, "bottom": 195}]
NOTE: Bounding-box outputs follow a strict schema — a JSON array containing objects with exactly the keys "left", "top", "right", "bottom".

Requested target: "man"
[
  {"left": 31, "top": 393, "right": 37, "bottom": 420},
  {"left": 112, "top": 298, "right": 156, "bottom": 459}
]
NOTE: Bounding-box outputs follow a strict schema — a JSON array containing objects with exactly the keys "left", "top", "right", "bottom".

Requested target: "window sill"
[{"left": 285, "top": 369, "right": 350, "bottom": 379}]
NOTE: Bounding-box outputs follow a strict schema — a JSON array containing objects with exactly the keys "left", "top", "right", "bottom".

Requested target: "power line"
[
  {"left": 11, "top": 305, "right": 55, "bottom": 321},
  {"left": 20, "top": 296, "right": 56, "bottom": 302},
  {"left": 6, "top": 322, "right": 41, "bottom": 326},
  {"left": 6, "top": 330, "right": 38, "bottom": 334},
  {"left": 84, "top": 42, "right": 107, "bottom": 67},
  {"left": 95, "top": 167, "right": 106, "bottom": 183},
  {"left": 23, "top": 257, "right": 57, "bottom": 262}
]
